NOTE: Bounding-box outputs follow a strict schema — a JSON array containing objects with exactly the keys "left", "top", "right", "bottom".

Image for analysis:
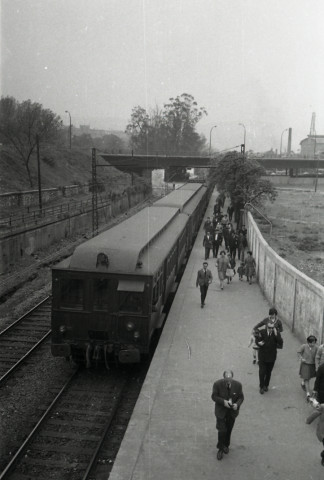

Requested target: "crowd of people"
[
  {"left": 203, "top": 198, "right": 324, "bottom": 466},
  {"left": 212, "top": 307, "right": 324, "bottom": 466},
  {"left": 197, "top": 201, "right": 256, "bottom": 308}
]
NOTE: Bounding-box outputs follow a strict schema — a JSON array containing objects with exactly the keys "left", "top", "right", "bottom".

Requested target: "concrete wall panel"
[
  {"left": 0, "top": 191, "right": 146, "bottom": 275},
  {"left": 247, "top": 211, "right": 324, "bottom": 343}
]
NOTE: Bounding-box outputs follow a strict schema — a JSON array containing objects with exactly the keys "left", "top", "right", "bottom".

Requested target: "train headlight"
[
  {"left": 134, "top": 331, "right": 140, "bottom": 339},
  {"left": 59, "top": 325, "right": 67, "bottom": 334},
  {"left": 126, "top": 321, "right": 135, "bottom": 331}
]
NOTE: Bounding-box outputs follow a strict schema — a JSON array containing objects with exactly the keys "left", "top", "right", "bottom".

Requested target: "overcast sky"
[{"left": 1, "top": 0, "right": 324, "bottom": 153}]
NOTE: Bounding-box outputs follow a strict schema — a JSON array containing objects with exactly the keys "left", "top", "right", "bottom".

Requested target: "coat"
[
  {"left": 211, "top": 378, "right": 244, "bottom": 419},
  {"left": 196, "top": 268, "right": 213, "bottom": 287},
  {"left": 254, "top": 317, "right": 283, "bottom": 333},
  {"left": 315, "top": 345, "right": 324, "bottom": 370},
  {"left": 306, "top": 406, "right": 324, "bottom": 442},
  {"left": 203, "top": 233, "right": 213, "bottom": 249},
  {"left": 255, "top": 328, "right": 283, "bottom": 362},
  {"left": 314, "top": 363, "right": 324, "bottom": 403}
]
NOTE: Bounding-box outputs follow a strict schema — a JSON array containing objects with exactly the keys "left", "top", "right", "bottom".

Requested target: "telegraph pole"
[
  {"left": 36, "top": 135, "right": 42, "bottom": 211},
  {"left": 92, "top": 148, "right": 98, "bottom": 236}
]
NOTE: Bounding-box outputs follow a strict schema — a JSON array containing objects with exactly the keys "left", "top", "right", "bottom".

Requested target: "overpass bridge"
[{"left": 99, "top": 153, "right": 324, "bottom": 174}]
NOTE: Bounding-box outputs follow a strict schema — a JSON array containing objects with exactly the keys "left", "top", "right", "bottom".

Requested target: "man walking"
[
  {"left": 256, "top": 320, "right": 283, "bottom": 394},
  {"left": 211, "top": 370, "right": 244, "bottom": 460},
  {"left": 203, "top": 230, "right": 214, "bottom": 260},
  {"left": 196, "top": 262, "right": 213, "bottom": 308}
]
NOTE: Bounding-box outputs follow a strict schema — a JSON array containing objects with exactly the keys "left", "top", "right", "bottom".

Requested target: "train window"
[
  {"left": 60, "top": 279, "right": 84, "bottom": 309},
  {"left": 93, "top": 279, "right": 110, "bottom": 310},
  {"left": 119, "top": 292, "right": 143, "bottom": 313},
  {"left": 152, "top": 284, "right": 158, "bottom": 305}
]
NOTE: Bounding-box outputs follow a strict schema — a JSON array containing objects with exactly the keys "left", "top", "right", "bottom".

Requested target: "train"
[{"left": 51, "top": 183, "right": 211, "bottom": 365}]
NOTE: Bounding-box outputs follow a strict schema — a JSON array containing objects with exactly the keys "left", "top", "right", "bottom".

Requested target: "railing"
[
  {"left": 0, "top": 186, "right": 170, "bottom": 236},
  {"left": 244, "top": 202, "right": 272, "bottom": 235},
  {"left": 0, "top": 196, "right": 111, "bottom": 235}
]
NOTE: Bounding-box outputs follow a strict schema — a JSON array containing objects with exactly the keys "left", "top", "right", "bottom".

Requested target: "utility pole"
[
  {"left": 65, "top": 110, "right": 72, "bottom": 149},
  {"left": 92, "top": 148, "right": 98, "bottom": 236},
  {"left": 36, "top": 135, "right": 42, "bottom": 211}
]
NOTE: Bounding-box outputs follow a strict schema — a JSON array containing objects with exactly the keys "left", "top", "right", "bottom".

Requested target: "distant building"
[
  {"left": 300, "top": 135, "right": 324, "bottom": 158},
  {"left": 72, "top": 124, "right": 111, "bottom": 138}
]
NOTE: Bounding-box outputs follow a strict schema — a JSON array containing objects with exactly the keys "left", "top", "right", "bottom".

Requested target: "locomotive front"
[{"left": 51, "top": 206, "right": 180, "bottom": 365}]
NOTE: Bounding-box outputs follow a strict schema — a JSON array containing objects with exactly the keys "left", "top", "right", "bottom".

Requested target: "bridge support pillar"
[{"left": 164, "top": 167, "right": 189, "bottom": 182}]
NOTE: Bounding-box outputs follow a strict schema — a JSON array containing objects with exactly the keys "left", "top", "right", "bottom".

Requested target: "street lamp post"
[
  {"left": 65, "top": 110, "right": 72, "bottom": 149},
  {"left": 280, "top": 128, "right": 288, "bottom": 157},
  {"left": 238, "top": 123, "right": 246, "bottom": 151},
  {"left": 209, "top": 125, "right": 217, "bottom": 157}
]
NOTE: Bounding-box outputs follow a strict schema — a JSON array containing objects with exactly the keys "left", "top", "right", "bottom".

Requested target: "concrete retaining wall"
[
  {"left": 0, "top": 190, "right": 146, "bottom": 274},
  {"left": 246, "top": 211, "right": 324, "bottom": 342},
  {"left": 0, "top": 184, "right": 90, "bottom": 208}
]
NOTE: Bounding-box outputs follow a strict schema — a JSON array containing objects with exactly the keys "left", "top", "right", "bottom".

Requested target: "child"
[
  {"left": 237, "top": 261, "right": 245, "bottom": 281},
  {"left": 248, "top": 329, "right": 260, "bottom": 364},
  {"left": 298, "top": 335, "right": 318, "bottom": 400}
]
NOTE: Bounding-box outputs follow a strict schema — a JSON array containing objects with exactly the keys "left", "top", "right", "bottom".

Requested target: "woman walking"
[
  {"left": 244, "top": 251, "right": 256, "bottom": 285},
  {"left": 216, "top": 250, "right": 230, "bottom": 290},
  {"left": 298, "top": 335, "right": 318, "bottom": 400}
]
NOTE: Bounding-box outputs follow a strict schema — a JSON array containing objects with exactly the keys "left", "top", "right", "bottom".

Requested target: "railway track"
[
  {"left": 0, "top": 365, "right": 146, "bottom": 480},
  {"left": 0, "top": 297, "right": 52, "bottom": 385}
]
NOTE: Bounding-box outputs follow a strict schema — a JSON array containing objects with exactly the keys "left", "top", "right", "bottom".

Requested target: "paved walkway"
[{"left": 109, "top": 189, "right": 323, "bottom": 480}]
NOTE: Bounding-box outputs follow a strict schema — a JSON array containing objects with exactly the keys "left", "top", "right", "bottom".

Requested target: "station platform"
[{"left": 109, "top": 189, "right": 323, "bottom": 480}]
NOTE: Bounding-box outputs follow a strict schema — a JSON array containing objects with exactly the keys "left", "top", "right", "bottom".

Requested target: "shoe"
[
  {"left": 201, "top": 304, "right": 204, "bottom": 308},
  {"left": 223, "top": 446, "right": 229, "bottom": 454},
  {"left": 253, "top": 359, "right": 256, "bottom": 364},
  {"left": 301, "top": 383, "right": 306, "bottom": 391},
  {"left": 249, "top": 282, "right": 252, "bottom": 285},
  {"left": 217, "top": 450, "right": 223, "bottom": 460},
  {"left": 259, "top": 388, "right": 264, "bottom": 394},
  {"left": 221, "top": 287, "right": 223, "bottom": 290},
  {"left": 306, "top": 393, "right": 311, "bottom": 402},
  {"left": 264, "top": 386, "right": 268, "bottom": 392}
]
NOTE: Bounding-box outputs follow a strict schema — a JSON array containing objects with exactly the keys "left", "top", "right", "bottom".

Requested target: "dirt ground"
[{"left": 257, "top": 188, "right": 324, "bottom": 286}]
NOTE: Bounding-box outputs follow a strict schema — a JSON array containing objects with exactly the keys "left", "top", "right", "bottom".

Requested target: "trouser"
[
  {"left": 204, "top": 247, "right": 211, "bottom": 259},
  {"left": 216, "top": 413, "right": 236, "bottom": 450},
  {"left": 259, "top": 360, "right": 275, "bottom": 388},
  {"left": 213, "top": 244, "right": 220, "bottom": 258},
  {"left": 229, "top": 246, "right": 236, "bottom": 258},
  {"left": 199, "top": 284, "right": 209, "bottom": 304}
]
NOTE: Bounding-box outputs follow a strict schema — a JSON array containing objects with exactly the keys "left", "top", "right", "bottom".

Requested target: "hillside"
[{"left": 0, "top": 145, "right": 134, "bottom": 194}]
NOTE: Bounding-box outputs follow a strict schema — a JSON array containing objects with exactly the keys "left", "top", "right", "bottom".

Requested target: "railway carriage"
[{"left": 51, "top": 183, "right": 210, "bottom": 365}]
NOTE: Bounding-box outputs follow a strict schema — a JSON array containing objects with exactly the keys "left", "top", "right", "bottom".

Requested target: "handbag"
[{"left": 226, "top": 268, "right": 234, "bottom": 277}]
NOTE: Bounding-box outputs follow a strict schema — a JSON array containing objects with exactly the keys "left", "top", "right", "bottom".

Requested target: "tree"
[
  {"left": 0, "top": 96, "right": 62, "bottom": 187},
  {"left": 162, "top": 93, "right": 207, "bottom": 155},
  {"left": 125, "top": 93, "right": 207, "bottom": 155},
  {"left": 125, "top": 105, "right": 152, "bottom": 153},
  {"left": 210, "top": 151, "right": 277, "bottom": 222}
]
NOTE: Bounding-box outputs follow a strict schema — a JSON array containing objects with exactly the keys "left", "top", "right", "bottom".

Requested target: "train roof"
[
  {"left": 154, "top": 184, "right": 202, "bottom": 210},
  {"left": 53, "top": 206, "right": 188, "bottom": 275},
  {"left": 182, "top": 185, "right": 207, "bottom": 215},
  {"left": 178, "top": 183, "right": 203, "bottom": 191}
]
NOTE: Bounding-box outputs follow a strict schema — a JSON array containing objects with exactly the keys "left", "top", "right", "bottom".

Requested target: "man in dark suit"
[
  {"left": 313, "top": 363, "right": 324, "bottom": 403},
  {"left": 211, "top": 370, "right": 244, "bottom": 460},
  {"left": 256, "top": 320, "right": 283, "bottom": 394},
  {"left": 203, "top": 231, "right": 214, "bottom": 260},
  {"left": 196, "top": 262, "right": 213, "bottom": 308}
]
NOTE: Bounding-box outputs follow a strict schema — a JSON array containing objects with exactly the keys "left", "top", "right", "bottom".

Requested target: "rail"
[{"left": 244, "top": 202, "right": 272, "bottom": 235}]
